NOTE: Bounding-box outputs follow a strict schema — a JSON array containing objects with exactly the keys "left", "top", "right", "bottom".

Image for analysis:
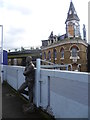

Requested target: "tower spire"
[
  {"left": 65, "top": 1, "right": 80, "bottom": 38},
  {"left": 65, "top": 1, "right": 80, "bottom": 23}
]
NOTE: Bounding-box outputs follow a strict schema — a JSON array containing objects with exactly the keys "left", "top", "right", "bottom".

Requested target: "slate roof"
[{"left": 65, "top": 1, "right": 80, "bottom": 23}]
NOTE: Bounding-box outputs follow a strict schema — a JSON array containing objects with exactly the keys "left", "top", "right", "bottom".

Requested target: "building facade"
[
  {"left": 87, "top": 44, "right": 90, "bottom": 72},
  {"left": 8, "top": 49, "right": 41, "bottom": 66},
  {"left": 41, "top": 1, "right": 88, "bottom": 72}
]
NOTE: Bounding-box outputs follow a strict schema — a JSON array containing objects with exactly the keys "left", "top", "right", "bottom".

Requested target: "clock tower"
[{"left": 65, "top": 1, "right": 81, "bottom": 38}]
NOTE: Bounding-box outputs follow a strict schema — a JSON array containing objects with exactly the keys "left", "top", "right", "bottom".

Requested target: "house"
[{"left": 41, "top": 1, "right": 88, "bottom": 72}]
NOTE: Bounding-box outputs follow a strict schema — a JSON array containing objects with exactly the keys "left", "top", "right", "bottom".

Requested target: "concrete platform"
[{"left": 2, "top": 81, "right": 53, "bottom": 119}]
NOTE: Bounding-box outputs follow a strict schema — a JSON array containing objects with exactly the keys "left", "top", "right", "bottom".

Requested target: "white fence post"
[
  {"left": 17, "top": 69, "right": 18, "bottom": 90},
  {"left": 0, "top": 25, "right": 3, "bottom": 83},
  {"left": 35, "top": 59, "right": 40, "bottom": 107}
]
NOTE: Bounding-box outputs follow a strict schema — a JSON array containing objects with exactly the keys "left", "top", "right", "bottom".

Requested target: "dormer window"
[{"left": 51, "top": 40, "right": 53, "bottom": 44}]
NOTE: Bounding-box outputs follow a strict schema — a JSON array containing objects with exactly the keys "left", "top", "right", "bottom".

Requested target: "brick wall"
[{"left": 42, "top": 39, "right": 87, "bottom": 72}]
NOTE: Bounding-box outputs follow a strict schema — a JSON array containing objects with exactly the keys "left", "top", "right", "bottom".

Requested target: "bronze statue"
[{"left": 18, "top": 56, "right": 35, "bottom": 112}]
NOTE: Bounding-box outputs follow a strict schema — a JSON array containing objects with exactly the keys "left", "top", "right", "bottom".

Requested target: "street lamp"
[{"left": 0, "top": 25, "right": 3, "bottom": 83}]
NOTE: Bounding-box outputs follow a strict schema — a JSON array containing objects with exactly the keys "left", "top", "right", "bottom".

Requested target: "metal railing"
[{"left": 40, "top": 59, "right": 72, "bottom": 70}]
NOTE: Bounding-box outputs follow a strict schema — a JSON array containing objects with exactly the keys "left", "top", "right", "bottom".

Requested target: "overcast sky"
[{"left": 0, "top": 0, "right": 89, "bottom": 50}]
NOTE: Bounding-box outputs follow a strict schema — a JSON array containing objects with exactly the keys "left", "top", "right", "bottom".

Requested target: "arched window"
[
  {"left": 72, "top": 48, "right": 77, "bottom": 57},
  {"left": 48, "top": 51, "right": 51, "bottom": 60},
  {"left": 44, "top": 52, "right": 46, "bottom": 60},
  {"left": 53, "top": 49, "right": 57, "bottom": 60},
  {"left": 71, "top": 46, "right": 79, "bottom": 57},
  {"left": 60, "top": 48, "right": 64, "bottom": 58}
]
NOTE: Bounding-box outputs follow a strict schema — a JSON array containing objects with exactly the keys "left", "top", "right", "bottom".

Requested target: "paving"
[{"left": 2, "top": 81, "right": 53, "bottom": 119}]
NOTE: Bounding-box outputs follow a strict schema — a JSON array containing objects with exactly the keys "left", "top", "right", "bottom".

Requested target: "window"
[
  {"left": 44, "top": 52, "right": 46, "bottom": 60},
  {"left": 53, "top": 49, "right": 57, "bottom": 60},
  {"left": 48, "top": 51, "right": 51, "bottom": 60},
  {"left": 74, "top": 25, "right": 80, "bottom": 37},
  {"left": 71, "top": 47, "right": 78, "bottom": 57},
  {"left": 51, "top": 40, "right": 53, "bottom": 44},
  {"left": 61, "top": 48, "right": 64, "bottom": 58}
]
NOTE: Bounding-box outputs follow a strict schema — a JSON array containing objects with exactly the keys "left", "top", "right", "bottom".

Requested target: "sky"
[{"left": 0, "top": 0, "right": 89, "bottom": 51}]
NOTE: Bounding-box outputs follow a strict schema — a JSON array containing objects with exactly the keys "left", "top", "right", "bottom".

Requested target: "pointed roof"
[{"left": 65, "top": 1, "right": 80, "bottom": 23}]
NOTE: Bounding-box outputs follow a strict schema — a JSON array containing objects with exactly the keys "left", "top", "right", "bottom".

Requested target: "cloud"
[
  {"left": 7, "top": 27, "right": 25, "bottom": 36},
  {"left": 4, "top": 32, "right": 23, "bottom": 49},
  {"left": 3, "top": 0, "right": 33, "bottom": 15},
  {"left": 5, "top": 4, "right": 32, "bottom": 15},
  {"left": 0, "top": 0, "right": 89, "bottom": 50},
  {"left": 0, "top": 0, "right": 3, "bottom": 7}
]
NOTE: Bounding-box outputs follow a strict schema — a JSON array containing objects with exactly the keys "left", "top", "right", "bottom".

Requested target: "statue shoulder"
[{"left": 29, "top": 63, "right": 35, "bottom": 69}]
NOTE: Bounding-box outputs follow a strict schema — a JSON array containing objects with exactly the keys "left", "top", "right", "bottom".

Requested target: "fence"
[
  {"left": 41, "top": 59, "right": 72, "bottom": 70},
  {"left": 3, "top": 59, "right": 89, "bottom": 118},
  {"left": 0, "top": 25, "right": 3, "bottom": 83},
  {"left": 39, "top": 69, "right": 88, "bottom": 118},
  {"left": 0, "top": 48, "right": 3, "bottom": 82},
  {"left": 0, "top": 47, "right": 2, "bottom": 78}
]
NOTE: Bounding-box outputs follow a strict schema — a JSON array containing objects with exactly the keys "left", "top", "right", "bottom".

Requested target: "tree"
[
  {"left": 21, "top": 47, "right": 25, "bottom": 51},
  {"left": 15, "top": 49, "right": 17, "bottom": 52}
]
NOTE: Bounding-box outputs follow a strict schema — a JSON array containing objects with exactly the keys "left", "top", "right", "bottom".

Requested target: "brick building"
[
  {"left": 87, "top": 43, "right": 90, "bottom": 72},
  {"left": 41, "top": 1, "right": 88, "bottom": 72}
]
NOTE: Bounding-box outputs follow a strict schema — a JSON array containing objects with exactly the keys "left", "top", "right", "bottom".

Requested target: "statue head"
[{"left": 26, "top": 56, "right": 32, "bottom": 64}]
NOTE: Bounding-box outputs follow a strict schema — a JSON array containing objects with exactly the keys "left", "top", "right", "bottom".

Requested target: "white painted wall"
[
  {"left": 3, "top": 65, "right": 89, "bottom": 118},
  {"left": 39, "top": 69, "right": 88, "bottom": 118},
  {"left": 0, "top": 64, "right": 1, "bottom": 77}
]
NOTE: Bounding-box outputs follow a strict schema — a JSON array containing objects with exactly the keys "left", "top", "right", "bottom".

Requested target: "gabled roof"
[{"left": 65, "top": 1, "right": 80, "bottom": 23}]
